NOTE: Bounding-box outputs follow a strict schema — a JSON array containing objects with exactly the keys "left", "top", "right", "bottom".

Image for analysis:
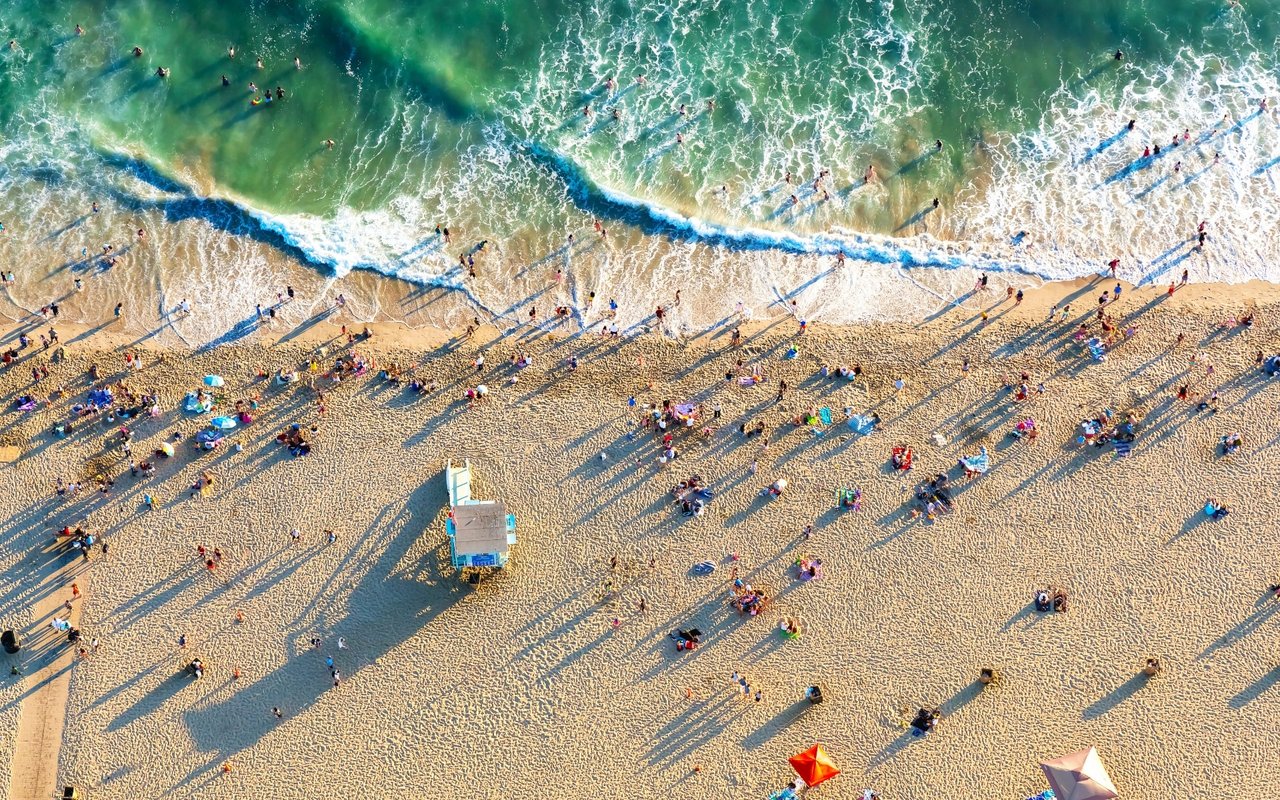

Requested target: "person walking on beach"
[{"left": 113, "top": 302, "right": 123, "bottom": 321}]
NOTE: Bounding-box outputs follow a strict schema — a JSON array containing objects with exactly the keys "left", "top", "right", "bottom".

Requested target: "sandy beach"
[{"left": 0, "top": 276, "right": 1276, "bottom": 799}]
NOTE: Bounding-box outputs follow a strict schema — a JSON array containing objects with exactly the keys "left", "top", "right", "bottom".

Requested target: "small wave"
[{"left": 523, "top": 142, "right": 1055, "bottom": 279}]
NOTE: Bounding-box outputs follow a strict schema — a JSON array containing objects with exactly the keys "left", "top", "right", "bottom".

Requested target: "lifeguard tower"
[{"left": 445, "top": 460, "right": 516, "bottom": 570}]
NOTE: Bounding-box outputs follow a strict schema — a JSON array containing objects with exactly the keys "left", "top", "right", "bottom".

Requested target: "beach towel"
[
  {"left": 819, "top": 407, "right": 833, "bottom": 425},
  {"left": 848, "top": 414, "right": 878, "bottom": 435},
  {"left": 691, "top": 561, "right": 717, "bottom": 576},
  {"left": 1087, "top": 337, "right": 1107, "bottom": 361},
  {"left": 836, "top": 488, "right": 862, "bottom": 510},
  {"left": 1113, "top": 439, "right": 1132, "bottom": 457},
  {"left": 182, "top": 393, "right": 212, "bottom": 414},
  {"left": 960, "top": 446, "right": 990, "bottom": 474}
]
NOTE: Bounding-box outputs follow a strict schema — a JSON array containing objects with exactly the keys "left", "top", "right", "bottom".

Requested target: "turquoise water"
[{"left": 2, "top": 0, "right": 1279, "bottom": 333}]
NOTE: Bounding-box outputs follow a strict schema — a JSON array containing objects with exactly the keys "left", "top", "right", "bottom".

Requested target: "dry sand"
[{"left": 0, "top": 277, "right": 1277, "bottom": 799}]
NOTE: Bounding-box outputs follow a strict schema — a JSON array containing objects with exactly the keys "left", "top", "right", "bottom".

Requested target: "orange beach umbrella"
[{"left": 788, "top": 744, "right": 840, "bottom": 788}]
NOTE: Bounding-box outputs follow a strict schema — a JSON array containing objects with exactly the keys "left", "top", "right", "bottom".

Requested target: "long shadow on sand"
[{"left": 170, "top": 477, "right": 459, "bottom": 789}]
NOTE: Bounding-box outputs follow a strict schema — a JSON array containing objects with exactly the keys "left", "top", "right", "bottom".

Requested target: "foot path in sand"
[{"left": 8, "top": 566, "right": 87, "bottom": 800}]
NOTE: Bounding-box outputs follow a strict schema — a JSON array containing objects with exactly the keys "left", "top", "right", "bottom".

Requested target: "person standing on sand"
[{"left": 113, "top": 302, "right": 123, "bottom": 321}]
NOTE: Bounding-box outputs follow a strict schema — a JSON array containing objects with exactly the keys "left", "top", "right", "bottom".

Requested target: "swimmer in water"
[
  {"left": 1127, "top": 119, "right": 1135, "bottom": 130},
  {"left": 611, "top": 107, "right": 621, "bottom": 121},
  {"left": 675, "top": 133, "right": 683, "bottom": 145},
  {"left": 324, "top": 139, "right": 335, "bottom": 149},
  {"left": 635, "top": 73, "right": 646, "bottom": 85},
  {"left": 228, "top": 45, "right": 236, "bottom": 59},
  {"left": 790, "top": 194, "right": 798, "bottom": 206},
  {"left": 75, "top": 25, "right": 84, "bottom": 36},
  {"left": 678, "top": 103, "right": 687, "bottom": 116},
  {"left": 1114, "top": 50, "right": 1124, "bottom": 61},
  {"left": 294, "top": 56, "right": 302, "bottom": 70},
  {"left": 863, "top": 164, "right": 876, "bottom": 184},
  {"left": 706, "top": 99, "right": 715, "bottom": 113},
  {"left": 605, "top": 76, "right": 616, "bottom": 91},
  {"left": 156, "top": 66, "right": 170, "bottom": 78},
  {"left": 221, "top": 75, "right": 230, "bottom": 86},
  {"left": 256, "top": 57, "right": 264, "bottom": 70},
  {"left": 784, "top": 171, "right": 792, "bottom": 184},
  {"left": 133, "top": 46, "right": 144, "bottom": 57},
  {"left": 276, "top": 86, "right": 285, "bottom": 99},
  {"left": 583, "top": 104, "right": 592, "bottom": 118}
]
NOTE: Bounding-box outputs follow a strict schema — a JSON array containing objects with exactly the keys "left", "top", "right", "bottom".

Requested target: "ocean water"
[{"left": 1, "top": 0, "right": 1279, "bottom": 339}]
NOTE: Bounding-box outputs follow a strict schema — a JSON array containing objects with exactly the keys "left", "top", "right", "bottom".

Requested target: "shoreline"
[{"left": 10, "top": 272, "right": 1271, "bottom": 356}]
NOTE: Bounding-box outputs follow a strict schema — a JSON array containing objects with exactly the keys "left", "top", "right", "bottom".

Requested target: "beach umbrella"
[
  {"left": 210, "top": 416, "right": 237, "bottom": 430},
  {"left": 159, "top": 441, "right": 175, "bottom": 457},
  {"left": 1041, "top": 746, "right": 1118, "bottom": 800},
  {"left": 789, "top": 744, "right": 840, "bottom": 788},
  {"left": 203, "top": 375, "right": 225, "bottom": 388}
]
